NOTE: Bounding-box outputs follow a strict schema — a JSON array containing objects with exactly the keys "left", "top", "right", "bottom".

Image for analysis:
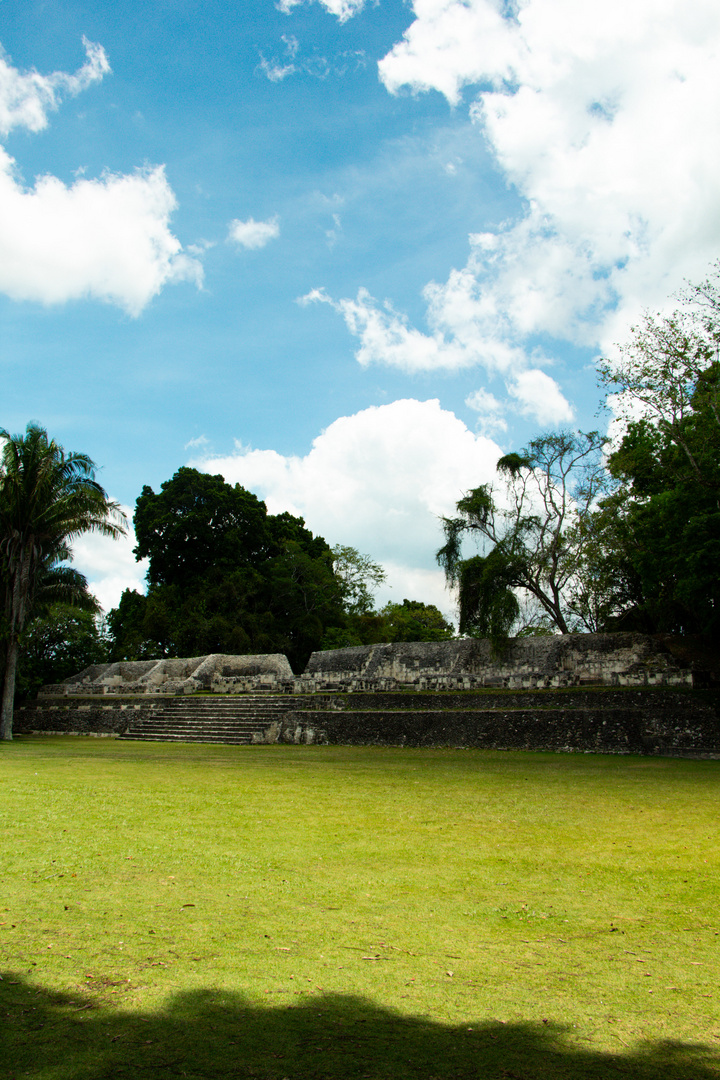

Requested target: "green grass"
[{"left": 1, "top": 738, "right": 719, "bottom": 1079}]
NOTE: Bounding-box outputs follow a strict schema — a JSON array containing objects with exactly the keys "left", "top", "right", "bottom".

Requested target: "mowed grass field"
[{"left": 1, "top": 737, "right": 719, "bottom": 1079}]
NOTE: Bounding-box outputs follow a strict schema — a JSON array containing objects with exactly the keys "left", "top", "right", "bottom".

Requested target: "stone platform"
[
  {"left": 41, "top": 634, "right": 693, "bottom": 697},
  {"left": 14, "top": 687, "right": 720, "bottom": 756},
  {"left": 18, "top": 633, "right": 718, "bottom": 756}
]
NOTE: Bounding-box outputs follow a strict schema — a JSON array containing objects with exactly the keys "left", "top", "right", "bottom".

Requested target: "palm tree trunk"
[
  {"left": 0, "top": 636, "right": 18, "bottom": 740},
  {"left": 0, "top": 558, "right": 30, "bottom": 741}
]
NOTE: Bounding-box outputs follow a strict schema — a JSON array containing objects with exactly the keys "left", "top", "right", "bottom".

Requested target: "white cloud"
[
  {"left": 325, "top": 212, "right": 342, "bottom": 248},
  {"left": 0, "top": 151, "right": 202, "bottom": 315},
  {"left": 0, "top": 40, "right": 201, "bottom": 315},
  {"left": 228, "top": 215, "right": 280, "bottom": 249},
  {"left": 300, "top": 280, "right": 575, "bottom": 424},
  {"left": 282, "top": 35, "right": 300, "bottom": 59},
  {"left": 71, "top": 506, "right": 149, "bottom": 613},
  {"left": 184, "top": 434, "right": 209, "bottom": 450},
  {"left": 465, "top": 387, "right": 508, "bottom": 437},
  {"left": 258, "top": 56, "right": 297, "bottom": 82},
  {"left": 191, "top": 398, "right": 503, "bottom": 617},
  {"left": 258, "top": 40, "right": 367, "bottom": 83},
  {"left": 508, "top": 369, "right": 575, "bottom": 426},
  {"left": 379, "top": 562, "right": 457, "bottom": 619},
  {"left": 277, "top": 0, "right": 367, "bottom": 22},
  {"left": 375, "top": 0, "right": 720, "bottom": 355},
  {"left": 0, "top": 36, "right": 110, "bottom": 137},
  {"left": 301, "top": 284, "right": 496, "bottom": 372}
]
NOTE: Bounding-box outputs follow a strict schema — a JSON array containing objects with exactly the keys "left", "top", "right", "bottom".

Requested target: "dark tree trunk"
[{"left": 0, "top": 636, "right": 18, "bottom": 740}]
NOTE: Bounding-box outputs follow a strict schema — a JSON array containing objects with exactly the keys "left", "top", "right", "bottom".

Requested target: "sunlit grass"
[{"left": 1, "top": 738, "right": 718, "bottom": 1078}]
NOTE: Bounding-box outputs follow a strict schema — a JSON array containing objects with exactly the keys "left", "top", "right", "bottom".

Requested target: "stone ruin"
[
  {"left": 41, "top": 633, "right": 693, "bottom": 697},
  {"left": 41, "top": 653, "right": 295, "bottom": 696},
  {"left": 297, "top": 633, "right": 693, "bottom": 691}
]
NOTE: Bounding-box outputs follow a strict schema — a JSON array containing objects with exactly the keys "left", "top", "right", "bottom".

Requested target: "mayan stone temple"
[{"left": 13, "top": 634, "right": 720, "bottom": 756}]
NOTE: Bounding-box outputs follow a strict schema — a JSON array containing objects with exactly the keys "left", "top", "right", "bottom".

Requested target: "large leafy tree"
[
  {"left": 437, "top": 431, "right": 608, "bottom": 639},
  {"left": 0, "top": 425, "right": 126, "bottom": 739},
  {"left": 598, "top": 309, "right": 720, "bottom": 491},
  {"left": 330, "top": 545, "right": 386, "bottom": 616},
  {"left": 133, "top": 468, "right": 275, "bottom": 588},
  {"left": 109, "top": 468, "right": 345, "bottom": 672},
  {"left": 378, "top": 599, "right": 454, "bottom": 642},
  {"left": 319, "top": 598, "right": 454, "bottom": 650},
  {"left": 596, "top": 303, "right": 720, "bottom": 636}
]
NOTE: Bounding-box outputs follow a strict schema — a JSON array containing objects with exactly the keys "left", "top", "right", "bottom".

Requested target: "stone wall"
[
  {"left": 38, "top": 634, "right": 694, "bottom": 698},
  {"left": 16, "top": 687, "right": 720, "bottom": 757},
  {"left": 298, "top": 634, "right": 693, "bottom": 691},
  {"left": 19, "top": 633, "right": 717, "bottom": 756},
  {"left": 13, "top": 699, "right": 160, "bottom": 735},
  {"left": 278, "top": 689, "right": 720, "bottom": 755}
]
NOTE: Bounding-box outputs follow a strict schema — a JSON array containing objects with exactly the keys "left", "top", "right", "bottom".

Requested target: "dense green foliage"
[
  {"left": 596, "top": 299, "right": 720, "bottom": 637},
  {"left": 110, "top": 468, "right": 455, "bottom": 669},
  {"left": 440, "top": 267, "right": 720, "bottom": 643},
  {"left": 16, "top": 606, "right": 110, "bottom": 698},
  {"left": 0, "top": 424, "right": 125, "bottom": 737},
  {"left": 330, "top": 544, "right": 386, "bottom": 615},
  {"left": 109, "top": 467, "right": 345, "bottom": 672},
  {"left": 321, "top": 598, "right": 454, "bottom": 649}
]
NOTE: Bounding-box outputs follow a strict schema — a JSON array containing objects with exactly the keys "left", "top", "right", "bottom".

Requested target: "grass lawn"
[{"left": 1, "top": 737, "right": 718, "bottom": 1079}]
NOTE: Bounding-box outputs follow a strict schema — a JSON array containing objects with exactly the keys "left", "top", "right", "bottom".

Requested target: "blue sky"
[{"left": 2, "top": 0, "right": 720, "bottom": 617}]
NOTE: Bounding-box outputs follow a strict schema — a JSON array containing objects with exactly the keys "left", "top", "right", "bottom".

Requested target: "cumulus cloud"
[
  {"left": 191, "top": 398, "right": 504, "bottom": 616},
  {"left": 301, "top": 286, "right": 471, "bottom": 372},
  {"left": 508, "top": 369, "right": 575, "bottom": 426},
  {"left": 71, "top": 506, "right": 149, "bottom": 614},
  {"left": 0, "top": 36, "right": 109, "bottom": 137},
  {"left": 301, "top": 279, "right": 575, "bottom": 424},
  {"left": 0, "top": 40, "right": 201, "bottom": 314},
  {"left": 0, "top": 151, "right": 202, "bottom": 315},
  {"left": 376, "top": 0, "right": 720, "bottom": 352},
  {"left": 276, "top": 0, "right": 367, "bottom": 22},
  {"left": 228, "top": 215, "right": 280, "bottom": 249}
]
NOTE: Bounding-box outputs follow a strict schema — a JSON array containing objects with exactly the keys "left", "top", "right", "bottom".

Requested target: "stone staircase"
[{"left": 118, "top": 695, "right": 296, "bottom": 745}]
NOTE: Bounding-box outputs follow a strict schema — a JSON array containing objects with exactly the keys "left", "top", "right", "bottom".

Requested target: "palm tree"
[{"left": 0, "top": 424, "right": 127, "bottom": 740}]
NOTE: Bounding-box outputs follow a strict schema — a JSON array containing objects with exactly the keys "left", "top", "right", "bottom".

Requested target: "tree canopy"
[
  {"left": 110, "top": 468, "right": 346, "bottom": 672},
  {"left": 17, "top": 606, "right": 110, "bottom": 700},
  {"left": 110, "top": 469, "right": 456, "bottom": 666},
  {"left": 595, "top": 293, "right": 720, "bottom": 636},
  {"left": 438, "top": 265, "right": 720, "bottom": 645},
  {"left": 330, "top": 545, "right": 386, "bottom": 616},
  {"left": 437, "top": 431, "right": 608, "bottom": 640}
]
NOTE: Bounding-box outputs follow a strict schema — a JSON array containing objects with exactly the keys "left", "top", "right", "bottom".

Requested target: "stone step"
[
  {"left": 121, "top": 716, "right": 274, "bottom": 727},
  {"left": 121, "top": 733, "right": 253, "bottom": 744},
  {"left": 124, "top": 725, "right": 269, "bottom": 734},
  {"left": 158, "top": 699, "right": 291, "bottom": 708},
  {"left": 155, "top": 702, "right": 293, "bottom": 714},
  {"left": 117, "top": 694, "right": 287, "bottom": 743},
  {"left": 155, "top": 709, "right": 289, "bottom": 717},
  {"left": 160, "top": 703, "right": 290, "bottom": 708},
  {"left": 161, "top": 695, "right": 293, "bottom": 701},
  {"left": 120, "top": 727, "right": 269, "bottom": 742}
]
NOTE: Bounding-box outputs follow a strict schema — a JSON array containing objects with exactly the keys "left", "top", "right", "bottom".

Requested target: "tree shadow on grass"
[{"left": 2, "top": 973, "right": 718, "bottom": 1080}]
